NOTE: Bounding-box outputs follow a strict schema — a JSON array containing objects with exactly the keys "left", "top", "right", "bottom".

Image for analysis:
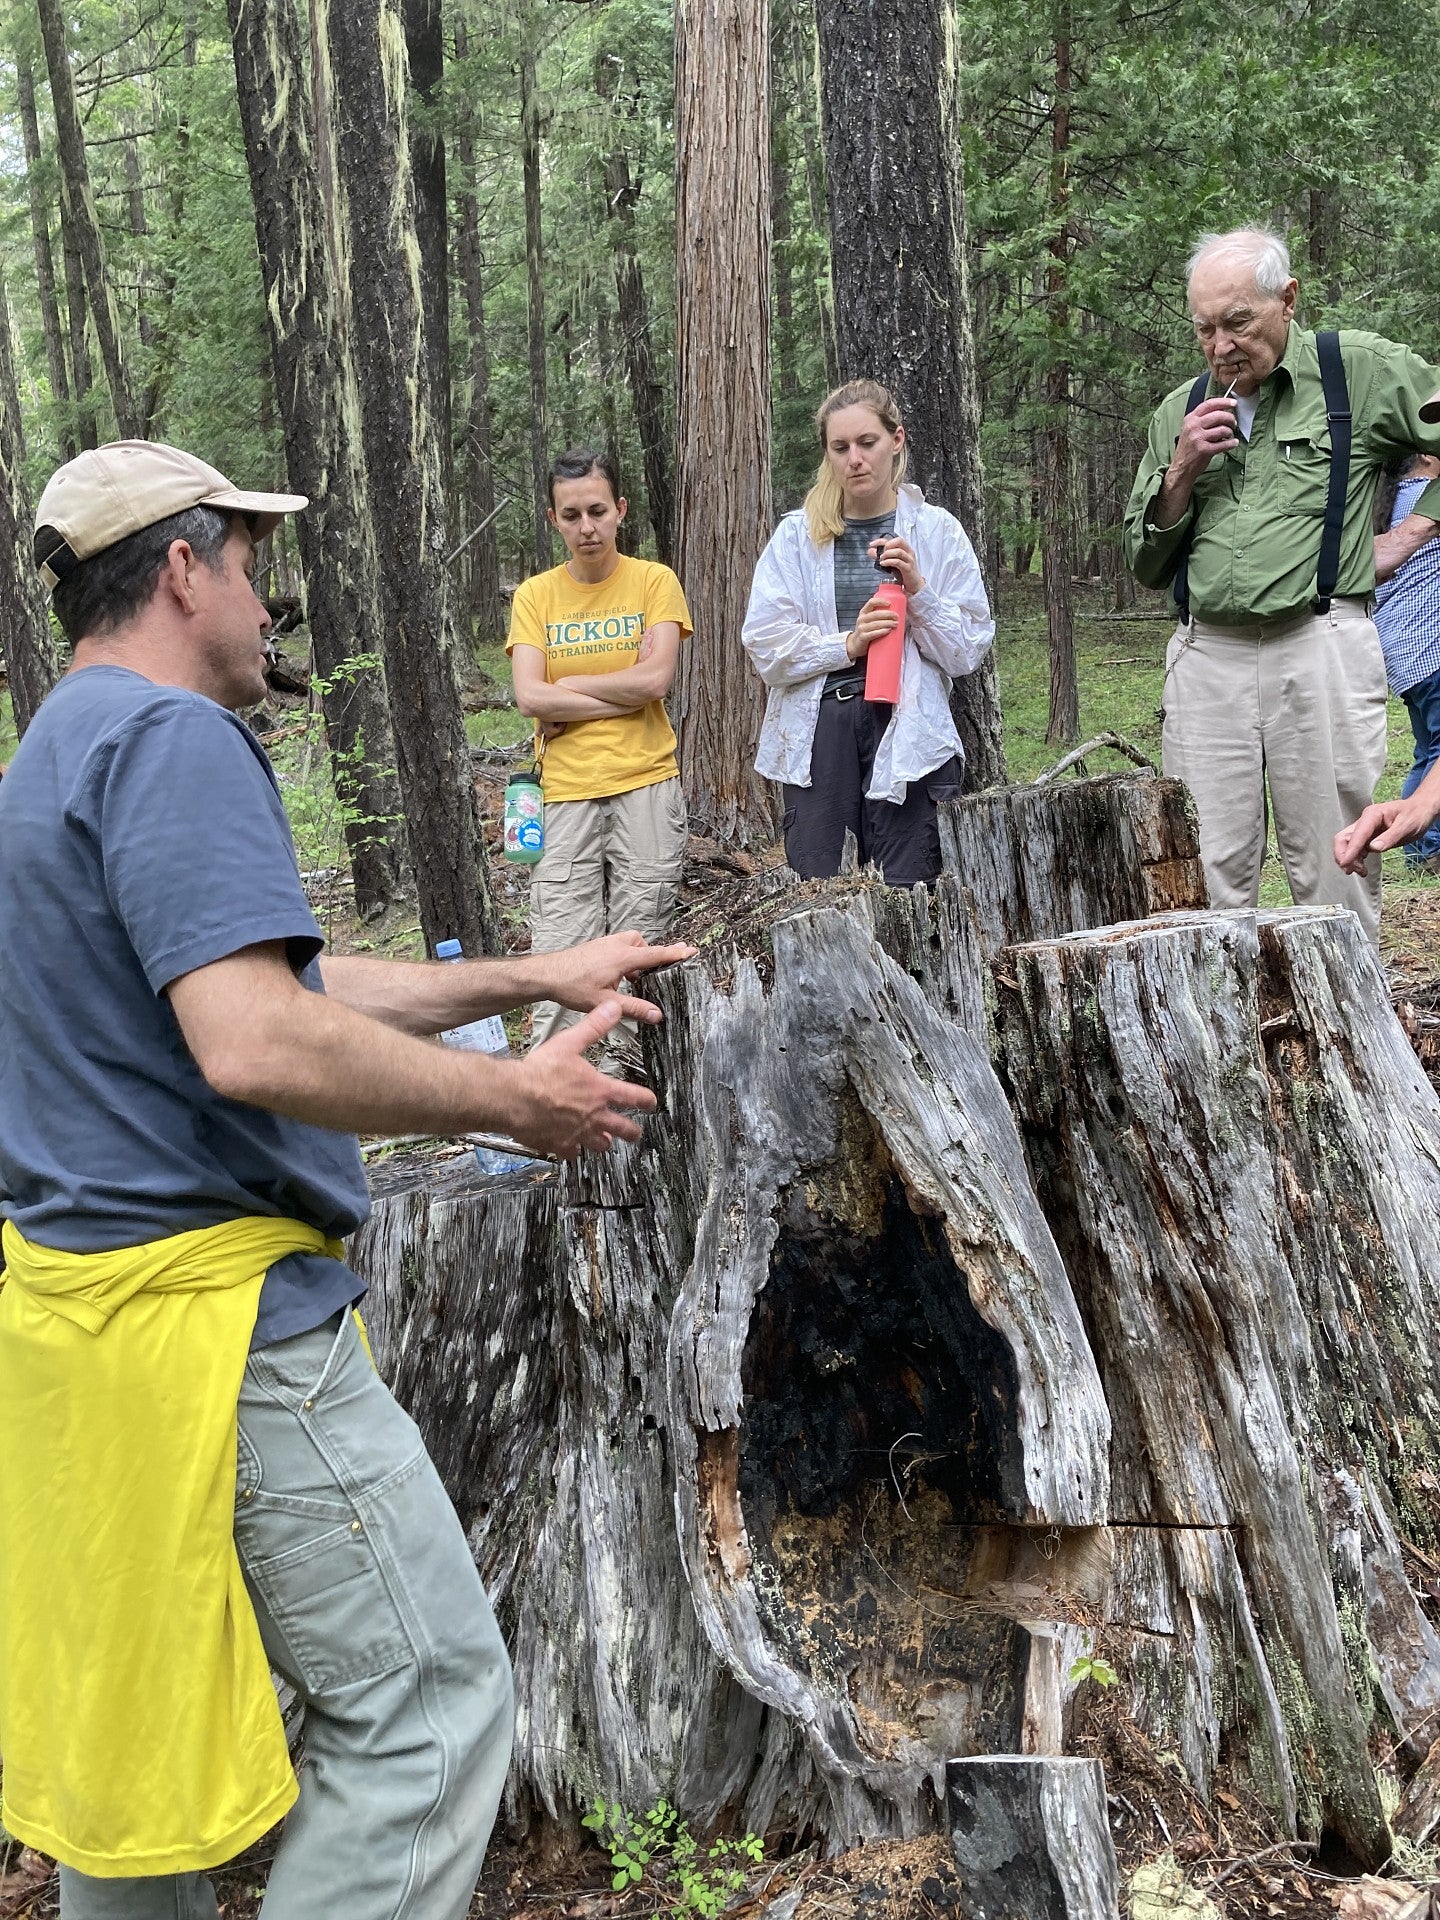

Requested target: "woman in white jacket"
[{"left": 741, "top": 379, "right": 995, "bottom": 884}]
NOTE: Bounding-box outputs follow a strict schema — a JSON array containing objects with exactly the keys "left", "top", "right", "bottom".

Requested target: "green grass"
[
  {"left": 993, "top": 579, "right": 1439, "bottom": 912},
  {"left": 0, "top": 691, "right": 17, "bottom": 763},
  {"left": 466, "top": 640, "right": 530, "bottom": 752}
]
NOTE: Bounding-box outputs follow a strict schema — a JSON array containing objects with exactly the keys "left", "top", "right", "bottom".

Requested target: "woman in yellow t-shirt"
[{"left": 507, "top": 448, "right": 693, "bottom": 1046}]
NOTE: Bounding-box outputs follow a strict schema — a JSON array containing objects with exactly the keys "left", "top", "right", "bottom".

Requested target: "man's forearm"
[
  {"left": 1151, "top": 465, "right": 1196, "bottom": 532},
  {"left": 1374, "top": 513, "right": 1440, "bottom": 584},
  {"left": 172, "top": 950, "right": 530, "bottom": 1134},
  {"left": 322, "top": 951, "right": 599, "bottom": 1033}
]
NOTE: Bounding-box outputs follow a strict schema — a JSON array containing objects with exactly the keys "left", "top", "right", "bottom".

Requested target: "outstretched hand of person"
[
  {"left": 1335, "top": 796, "right": 1440, "bottom": 874},
  {"left": 543, "top": 929, "right": 696, "bottom": 1021},
  {"left": 510, "top": 1001, "right": 658, "bottom": 1157}
]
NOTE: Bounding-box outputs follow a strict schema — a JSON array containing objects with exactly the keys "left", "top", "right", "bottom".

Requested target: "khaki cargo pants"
[
  {"left": 529, "top": 776, "right": 687, "bottom": 1046},
  {"left": 1162, "top": 596, "right": 1387, "bottom": 944}
]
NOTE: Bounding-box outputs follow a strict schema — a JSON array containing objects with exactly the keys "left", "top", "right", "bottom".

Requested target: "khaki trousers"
[
  {"left": 529, "top": 776, "right": 687, "bottom": 1046},
  {"left": 1161, "top": 597, "right": 1387, "bottom": 944}
]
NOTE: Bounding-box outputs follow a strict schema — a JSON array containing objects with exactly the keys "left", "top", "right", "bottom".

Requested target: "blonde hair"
[{"left": 803, "top": 379, "right": 909, "bottom": 545}]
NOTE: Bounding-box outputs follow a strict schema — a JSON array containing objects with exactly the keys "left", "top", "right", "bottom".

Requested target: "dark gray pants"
[{"left": 783, "top": 688, "right": 960, "bottom": 886}]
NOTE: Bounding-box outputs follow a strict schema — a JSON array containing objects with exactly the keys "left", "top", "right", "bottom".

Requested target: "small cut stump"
[{"left": 349, "top": 775, "right": 1440, "bottom": 1874}]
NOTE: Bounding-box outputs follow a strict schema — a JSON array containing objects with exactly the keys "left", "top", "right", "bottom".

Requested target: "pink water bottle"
[{"left": 864, "top": 553, "right": 907, "bottom": 704}]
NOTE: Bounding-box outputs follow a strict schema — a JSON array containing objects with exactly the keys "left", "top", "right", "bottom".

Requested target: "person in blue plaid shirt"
[{"left": 1374, "top": 452, "right": 1440, "bottom": 868}]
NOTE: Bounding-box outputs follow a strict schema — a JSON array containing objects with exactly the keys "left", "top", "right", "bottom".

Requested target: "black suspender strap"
[
  {"left": 1171, "top": 371, "right": 1212, "bottom": 624},
  {"left": 1312, "top": 329, "right": 1351, "bottom": 613}
]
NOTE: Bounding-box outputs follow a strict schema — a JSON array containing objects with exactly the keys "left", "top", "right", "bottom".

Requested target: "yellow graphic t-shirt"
[{"left": 507, "top": 556, "right": 692, "bottom": 803}]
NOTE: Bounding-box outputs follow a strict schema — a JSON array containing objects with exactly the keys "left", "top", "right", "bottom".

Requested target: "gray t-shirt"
[
  {"left": 0, "top": 666, "right": 367, "bottom": 1347},
  {"left": 826, "top": 510, "right": 897, "bottom": 690}
]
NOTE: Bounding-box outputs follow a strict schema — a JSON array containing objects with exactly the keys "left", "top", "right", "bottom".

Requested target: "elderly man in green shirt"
[{"left": 1123, "top": 226, "right": 1440, "bottom": 941}]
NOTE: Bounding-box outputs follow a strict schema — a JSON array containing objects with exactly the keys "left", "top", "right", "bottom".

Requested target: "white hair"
[{"left": 1186, "top": 228, "right": 1292, "bottom": 298}]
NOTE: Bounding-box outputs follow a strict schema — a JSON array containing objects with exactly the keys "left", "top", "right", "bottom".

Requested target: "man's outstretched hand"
[
  {"left": 545, "top": 930, "right": 696, "bottom": 1023},
  {"left": 510, "top": 1001, "right": 659, "bottom": 1158},
  {"left": 1335, "top": 795, "right": 1440, "bottom": 874}
]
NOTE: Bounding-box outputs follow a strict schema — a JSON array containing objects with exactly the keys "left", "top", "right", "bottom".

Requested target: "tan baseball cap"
[
  {"left": 34, "top": 440, "right": 307, "bottom": 588},
  {"left": 1422, "top": 389, "right": 1440, "bottom": 424}
]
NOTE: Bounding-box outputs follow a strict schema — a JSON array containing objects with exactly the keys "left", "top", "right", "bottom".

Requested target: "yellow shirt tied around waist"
[
  {"left": 0, "top": 1213, "right": 346, "bottom": 1877},
  {"left": 506, "top": 555, "right": 692, "bottom": 802}
]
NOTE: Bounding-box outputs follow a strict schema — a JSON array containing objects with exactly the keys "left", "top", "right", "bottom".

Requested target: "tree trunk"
[
  {"left": 454, "top": 21, "right": 504, "bottom": 645},
  {"left": 15, "top": 53, "right": 75, "bottom": 462},
  {"left": 57, "top": 172, "right": 98, "bottom": 452},
  {"left": 36, "top": 0, "right": 140, "bottom": 439},
  {"left": 404, "top": 0, "right": 453, "bottom": 498},
  {"left": 321, "top": 0, "right": 500, "bottom": 955},
  {"left": 0, "top": 273, "right": 61, "bottom": 736},
  {"left": 594, "top": 297, "right": 641, "bottom": 558},
  {"left": 351, "top": 773, "right": 1440, "bottom": 1870},
  {"left": 815, "top": 0, "right": 1005, "bottom": 790},
  {"left": 521, "top": 46, "right": 551, "bottom": 576},
  {"left": 672, "top": 0, "right": 775, "bottom": 846},
  {"left": 600, "top": 126, "right": 675, "bottom": 566},
  {"left": 784, "top": 0, "right": 839, "bottom": 393},
  {"left": 228, "top": 0, "right": 408, "bottom": 924},
  {"left": 1040, "top": 25, "right": 1077, "bottom": 747}
]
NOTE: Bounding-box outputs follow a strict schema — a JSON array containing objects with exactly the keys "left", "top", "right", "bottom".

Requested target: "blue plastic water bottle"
[{"left": 435, "top": 939, "right": 536, "bottom": 1175}]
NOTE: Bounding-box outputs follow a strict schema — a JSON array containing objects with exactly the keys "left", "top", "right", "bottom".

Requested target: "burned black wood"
[{"left": 946, "top": 1757, "right": 1118, "bottom": 1920}]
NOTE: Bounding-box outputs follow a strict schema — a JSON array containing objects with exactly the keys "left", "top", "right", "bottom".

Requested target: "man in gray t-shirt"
[{"left": 3, "top": 441, "right": 691, "bottom": 1920}]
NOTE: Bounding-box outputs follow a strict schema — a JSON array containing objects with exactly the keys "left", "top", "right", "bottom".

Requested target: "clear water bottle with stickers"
[{"left": 435, "top": 939, "right": 537, "bottom": 1175}]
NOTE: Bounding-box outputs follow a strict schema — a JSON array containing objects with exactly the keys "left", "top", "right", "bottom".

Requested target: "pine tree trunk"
[
  {"left": 814, "top": 0, "right": 1005, "bottom": 790},
  {"left": 228, "top": 0, "right": 408, "bottom": 924},
  {"left": 521, "top": 46, "right": 551, "bottom": 576},
  {"left": 57, "top": 173, "right": 98, "bottom": 452},
  {"left": 453, "top": 22, "right": 504, "bottom": 645},
  {"left": 320, "top": 0, "right": 500, "bottom": 955},
  {"left": 1041, "top": 25, "right": 1077, "bottom": 747},
  {"left": 15, "top": 54, "right": 75, "bottom": 462},
  {"left": 35, "top": 0, "right": 140, "bottom": 439},
  {"left": 404, "top": 0, "right": 453, "bottom": 498},
  {"left": 601, "top": 142, "right": 675, "bottom": 566},
  {"left": 672, "top": 0, "right": 775, "bottom": 846},
  {"left": 0, "top": 274, "right": 61, "bottom": 736},
  {"left": 352, "top": 776, "right": 1438, "bottom": 1872}
]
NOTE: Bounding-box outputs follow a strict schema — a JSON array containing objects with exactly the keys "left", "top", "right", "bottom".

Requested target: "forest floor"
[{"left": 4, "top": 582, "right": 1440, "bottom": 1916}]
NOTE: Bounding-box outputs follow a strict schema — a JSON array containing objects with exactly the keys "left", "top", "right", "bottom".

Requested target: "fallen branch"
[{"left": 1032, "top": 731, "right": 1159, "bottom": 785}]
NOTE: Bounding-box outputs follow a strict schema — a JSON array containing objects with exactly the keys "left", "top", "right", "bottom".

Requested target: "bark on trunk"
[
  {"left": 1040, "top": 26, "right": 1077, "bottom": 747},
  {"left": 228, "top": 0, "right": 407, "bottom": 922},
  {"left": 321, "top": 0, "right": 500, "bottom": 953},
  {"left": 0, "top": 274, "right": 61, "bottom": 735},
  {"left": 601, "top": 138, "right": 675, "bottom": 566},
  {"left": 454, "top": 21, "right": 504, "bottom": 644},
  {"left": 672, "top": 0, "right": 775, "bottom": 846},
  {"left": 57, "top": 171, "right": 98, "bottom": 451},
  {"left": 36, "top": 0, "right": 140, "bottom": 439},
  {"left": 15, "top": 54, "right": 75, "bottom": 462},
  {"left": 351, "top": 770, "right": 1440, "bottom": 1870},
  {"left": 404, "top": 0, "right": 452, "bottom": 497},
  {"left": 521, "top": 46, "right": 551, "bottom": 576},
  {"left": 814, "top": 0, "right": 1004, "bottom": 790}
]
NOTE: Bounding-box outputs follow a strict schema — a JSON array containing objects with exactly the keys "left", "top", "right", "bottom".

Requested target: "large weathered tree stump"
[{"left": 349, "top": 775, "right": 1440, "bottom": 1872}]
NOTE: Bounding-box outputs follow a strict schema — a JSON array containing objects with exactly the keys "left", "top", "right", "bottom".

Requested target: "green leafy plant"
[
  {"left": 1069, "top": 1647, "right": 1120, "bottom": 1690},
  {"left": 581, "top": 1796, "right": 762, "bottom": 1912}
]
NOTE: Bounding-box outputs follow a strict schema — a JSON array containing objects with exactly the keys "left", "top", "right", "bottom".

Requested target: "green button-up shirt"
[{"left": 1123, "top": 324, "right": 1440, "bottom": 625}]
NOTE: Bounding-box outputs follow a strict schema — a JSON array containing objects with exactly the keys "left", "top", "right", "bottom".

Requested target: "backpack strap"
[
  {"left": 1312, "top": 329, "right": 1352, "bottom": 613},
  {"left": 1171, "top": 371, "right": 1213, "bottom": 624}
]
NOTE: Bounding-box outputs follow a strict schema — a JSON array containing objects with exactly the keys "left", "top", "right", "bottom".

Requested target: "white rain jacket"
[{"left": 741, "top": 484, "right": 995, "bottom": 803}]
